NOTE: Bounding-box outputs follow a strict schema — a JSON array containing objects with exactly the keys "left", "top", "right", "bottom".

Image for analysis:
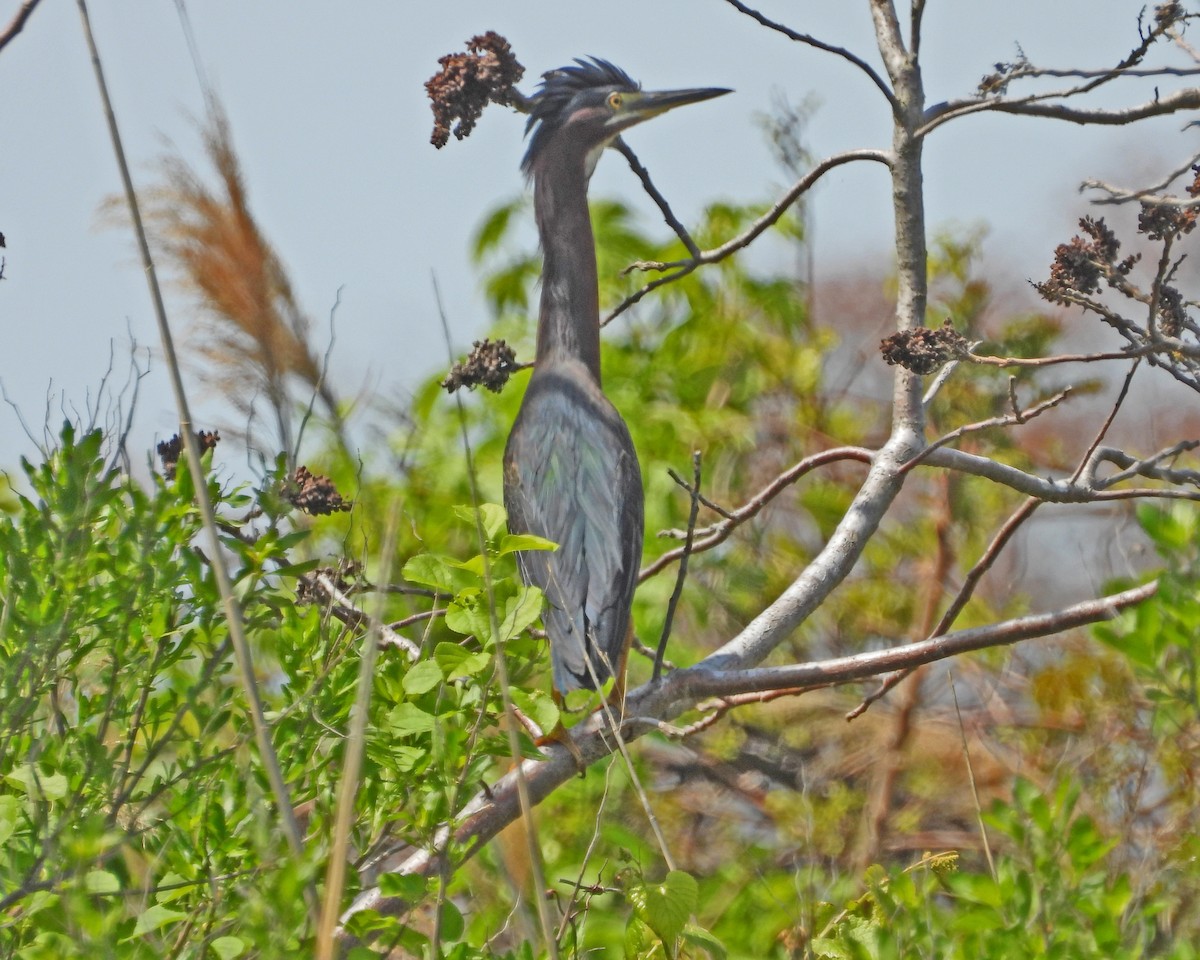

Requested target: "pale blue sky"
[{"left": 0, "top": 1, "right": 1189, "bottom": 469}]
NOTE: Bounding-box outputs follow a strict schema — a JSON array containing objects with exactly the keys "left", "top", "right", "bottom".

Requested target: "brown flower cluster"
[
  {"left": 1036, "top": 216, "right": 1138, "bottom": 306},
  {"left": 157, "top": 430, "right": 220, "bottom": 479},
  {"left": 442, "top": 338, "right": 518, "bottom": 393},
  {"left": 1155, "top": 2, "right": 1185, "bottom": 28},
  {"left": 426, "top": 32, "right": 525, "bottom": 149},
  {"left": 1137, "top": 201, "right": 1197, "bottom": 241},
  {"left": 1158, "top": 285, "right": 1187, "bottom": 337},
  {"left": 879, "top": 320, "right": 970, "bottom": 375},
  {"left": 284, "top": 466, "right": 352, "bottom": 516}
]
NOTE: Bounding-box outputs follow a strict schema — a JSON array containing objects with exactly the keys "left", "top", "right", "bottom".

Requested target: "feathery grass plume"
[{"left": 138, "top": 103, "right": 342, "bottom": 457}]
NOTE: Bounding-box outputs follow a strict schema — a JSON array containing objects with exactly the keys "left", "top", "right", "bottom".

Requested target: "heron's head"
[{"left": 521, "top": 58, "right": 730, "bottom": 179}]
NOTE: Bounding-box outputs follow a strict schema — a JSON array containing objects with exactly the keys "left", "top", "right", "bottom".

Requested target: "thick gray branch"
[
  {"left": 922, "top": 87, "right": 1200, "bottom": 135},
  {"left": 922, "top": 446, "right": 1200, "bottom": 502},
  {"left": 342, "top": 579, "right": 1156, "bottom": 927}
]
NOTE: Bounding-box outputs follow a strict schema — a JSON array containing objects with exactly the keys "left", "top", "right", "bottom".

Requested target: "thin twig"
[
  {"left": 655, "top": 452, "right": 702, "bottom": 681},
  {"left": 631, "top": 634, "right": 674, "bottom": 670},
  {"left": 684, "top": 581, "right": 1158, "bottom": 699},
  {"left": 604, "top": 149, "right": 892, "bottom": 326},
  {"left": 613, "top": 139, "right": 699, "bottom": 258},
  {"left": 721, "top": 0, "right": 898, "bottom": 110},
  {"left": 964, "top": 343, "right": 1197, "bottom": 367},
  {"left": 1087, "top": 441, "right": 1200, "bottom": 490},
  {"left": 0, "top": 0, "right": 42, "bottom": 54},
  {"left": 673, "top": 685, "right": 825, "bottom": 737},
  {"left": 307, "top": 572, "right": 422, "bottom": 659},
  {"left": 641, "top": 447, "right": 873, "bottom": 580},
  {"left": 922, "top": 86, "right": 1200, "bottom": 137},
  {"left": 921, "top": 13, "right": 1194, "bottom": 136},
  {"left": 1074, "top": 359, "right": 1141, "bottom": 485},
  {"left": 903, "top": 387, "right": 1072, "bottom": 474},
  {"left": 947, "top": 668, "right": 996, "bottom": 880},
  {"left": 848, "top": 495, "right": 1036, "bottom": 720}
]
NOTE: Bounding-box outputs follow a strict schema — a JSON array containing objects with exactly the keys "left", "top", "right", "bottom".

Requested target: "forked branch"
[{"left": 343, "top": 579, "right": 1156, "bottom": 924}]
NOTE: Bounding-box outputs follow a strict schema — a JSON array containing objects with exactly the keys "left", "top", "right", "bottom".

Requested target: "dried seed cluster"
[
  {"left": 285, "top": 466, "right": 352, "bottom": 516},
  {"left": 1036, "top": 217, "right": 1138, "bottom": 305},
  {"left": 426, "top": 32, "right": 524, "bottom": 149},
  {"left": 879, "top": 320, "right": 970, "bottom": 375},
  {"left": 442, "top": 338, "right": 518, "bottom": 393},
  {"left": 157, "top": 430, "right": 220, "bottom": 479}
]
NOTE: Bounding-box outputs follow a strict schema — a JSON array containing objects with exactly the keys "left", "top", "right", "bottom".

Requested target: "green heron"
[{"left": 503, "top": 59, "right": 729, "bottom": 697}]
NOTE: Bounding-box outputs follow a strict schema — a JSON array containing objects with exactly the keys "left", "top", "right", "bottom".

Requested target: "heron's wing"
[{"left": 504, "top": 368, "right": 643, "bottom": 691}]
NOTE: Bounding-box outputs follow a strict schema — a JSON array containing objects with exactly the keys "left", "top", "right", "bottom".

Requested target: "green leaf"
[
  {"left": 6, "top": 766, "right": 68, "bottom": 801},
  {"left": 0, "top": 795, "right": 20, "bottom": 846},
  {"left": 452, "top": 503, "right": 507, "bottom": 541},
  {"left": 434, "top": 642, "right": 492, "bottom": 681},
  {"left": 402, "top": 554, "right": 457, "bottom": 592},
  {"left": 402, "top": 660, "right": 443, "bottom": 696},
  {"left": 472, "top": 198, "right": 523, "bottom": 261},
  {"left": 129, "top": 903, "right": 188, "bottom": 938},
  {"left": 388, "top": 703, "right": 437, "bottom": 736},
  {"left": 379, "top": 873, "right": 429, "bottom": 901},
  {"left": 84, "top": 870, "right": 120, "bottom": 894},
  {"left": 210, "top": 936, "right": 246, "bottom": 959},
  {"left": 153, "top": 872, "right": 191, "bottom": 904},
  {"left": 511, "top": 688, "right": 559, "bottom": 737},
  {"left": 439, "top": 898, "right": 465, "bottom": 940},
  {"left": 497, "top": 533, "right": 558, "bottom": 555},
  {"left": 810, "top": 937, "right": 854, "bottom": 959},
  {"left": 629, "top": 870, "right": 698, "bottom": 956},
  {"left": 445, "top": 589, "right": 492, "bottom": 640},
  {"left": 498, "top": 586, "right": 544, "bottom": 641},
  {"left": 681, "top": 924, "right": 727, "bottom": 959},
  {"left": 624, "top": 916, "right": 655, "bottom": 960}
]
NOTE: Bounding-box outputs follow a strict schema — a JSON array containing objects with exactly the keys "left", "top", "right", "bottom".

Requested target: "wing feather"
[{"left": 504, "top": 364, "right": 644, "bottom": 691}]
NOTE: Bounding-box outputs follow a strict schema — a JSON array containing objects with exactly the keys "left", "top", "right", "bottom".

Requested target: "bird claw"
[{"left": 536, "top": 723, "right": 587, "bottom": 776}]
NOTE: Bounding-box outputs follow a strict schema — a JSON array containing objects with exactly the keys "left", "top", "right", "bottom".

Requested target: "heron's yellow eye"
[{"left": 607, "top": 92, "right": 623, "bottom": 110}]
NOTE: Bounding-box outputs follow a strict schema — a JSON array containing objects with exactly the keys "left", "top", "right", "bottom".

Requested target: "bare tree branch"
[
  {"left": 1082, "top": 151, "right": 1200, "bottom": 206},
  {"left": 613, "top": 138, "right": 699, "bottom": 258},
  {"left": 721, "top": 0, "right": 899, "bottom": 111},
  {"left": 964, "top": 343, "right": 1200, "bottom": 367},
  {"left": 640, "top": 447, "right": 873, "bottom": 580},
  {"left": 0, "top": 0, "right": 42, "bottom": 55},
  {"left": 905, "top": 386, "right": 1073, "bottom": 473},
  {"left": 921, "top": 446, "right": 1200, "bottom": 503},
  {"left": 921, "top": 6, "right": 1191, "bottom": 135},
  {"left": 689, "top": 581, "right": 1156, "bottom": 697},
  {"left": 655, "top": 452, "right": 703, "bottom": 681},
  {"left": 1086, "top": 441, "right": 1200, "bottom": 490},
  {"left": 922, "top": 87, "right": 1200, "bottom": 136},
  {"left": 303, "top": 572, "right": 422, "bottom": 659},
  {"left": 604, "top": 149, "right": 892, "bottom": 326},
  {"left": 342, "top": 579, "right": 1157, "bottom": 924}
]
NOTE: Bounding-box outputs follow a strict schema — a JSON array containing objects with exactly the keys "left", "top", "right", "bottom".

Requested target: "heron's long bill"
[{"left": 619, "top": 86, "right": 732, "bottom": 124}]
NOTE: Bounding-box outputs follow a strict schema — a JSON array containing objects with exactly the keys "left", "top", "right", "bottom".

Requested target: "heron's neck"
[{"left": 533, "top": 158, "right": 602, "bottom": 382}]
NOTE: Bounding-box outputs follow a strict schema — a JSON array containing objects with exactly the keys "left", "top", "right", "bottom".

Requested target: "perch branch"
[{"left": 341, "top": 580, "right": 1156, "bottom": 928}]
